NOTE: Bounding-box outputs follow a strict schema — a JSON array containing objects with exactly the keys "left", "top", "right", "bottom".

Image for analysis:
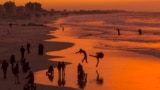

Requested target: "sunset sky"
[{"left": 0, "top": 0, "right": 160, "bottom": 11}]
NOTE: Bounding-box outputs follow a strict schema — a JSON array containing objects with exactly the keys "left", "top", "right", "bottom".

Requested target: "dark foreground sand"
[{"left": 0, "top": 17, "right": 77, "bottom": 90}]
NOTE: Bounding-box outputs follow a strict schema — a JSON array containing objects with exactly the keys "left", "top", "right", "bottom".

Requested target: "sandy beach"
[{"left": 0, "top": 16, "right": 77, "bottom": 90}]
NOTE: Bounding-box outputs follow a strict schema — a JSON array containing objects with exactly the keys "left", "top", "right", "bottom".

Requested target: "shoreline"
[{"left": 0, "top": 16, "right": 77, "bottom": 90}]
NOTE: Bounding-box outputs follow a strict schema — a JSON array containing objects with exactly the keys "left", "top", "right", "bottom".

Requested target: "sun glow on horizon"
[{"left": 0, "top": 0, "right": 160, "bottom": 11}]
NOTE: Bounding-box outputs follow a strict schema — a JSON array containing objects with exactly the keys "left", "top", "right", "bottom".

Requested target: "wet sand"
[{"left": 35, "top": 17, "right": 160, "bottom": 90}]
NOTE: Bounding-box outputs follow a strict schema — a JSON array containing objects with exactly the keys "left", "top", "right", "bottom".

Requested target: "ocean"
[{"left": 36, "top": 12, "right": 160, "bottom": 90}]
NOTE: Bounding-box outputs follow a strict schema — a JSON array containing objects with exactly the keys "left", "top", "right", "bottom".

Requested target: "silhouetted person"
[
  {"left": 38, "top": 44, "right": 44, "bottom": 55},
  {"left": 41, "top": 44, "right": 44, "bottom": 55},
  {"left": 57, "top": 62, "right": 62, "bottom": 86},
  {"left": 9, "top": 23, "right": 12, "bottom": 28},
  {"left": 117, "top": 29, "right": 121, "bottom": 36},
  {"left": 13, "top": 63, "right": 20, "bottom": 84},
  {"left": 1, "top": 60, "right": 8, "bottom": 79},
  {"left": 96, "top": 70, "right": 103, "bottom": 85},
  {"left": 10, "top": 54, "right": 15, "bottom": 69},
  {"left": 76, "top": 49, "right": 88, "bottom": 63},
  {"left": 46, "top": 65, "right": 54, "bottom": 75},
  {"left": 57, "top": 62, "right": 62, "bottom": 77},
  {"left": 138, "top": 29, "right": 142, "bottom": 35},
  {"left": 61, "top": 61, "right": 66, "bottom": 77},
  {"left": 26, "top": 42, "right": 31, "bottom": 54},
  {"left": 25, "top": 71, "right": 35, "bottom": 89},
  {"left": 90, "top": 52, "right": 104, "bottom": 67},
  {"left": 20, "top": 46, "right": 25, "bottom": 59}
]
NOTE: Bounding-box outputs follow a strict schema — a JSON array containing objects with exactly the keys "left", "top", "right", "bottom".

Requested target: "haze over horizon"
[{"left": 0, "top": 0, "right": 160, "bottom": 12}]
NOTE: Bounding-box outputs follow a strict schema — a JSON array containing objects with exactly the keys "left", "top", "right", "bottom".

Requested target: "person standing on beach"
[
  {"left": 1, "top": 60, "right": 9, "bottom": 79},
  {"left": 76, "top": 49, "right": 88, "bottom": 63},
  {"left": 138, "top": 29, "right": 142, "bottom": 35},
  {"left": 117, "top": 28, "right": 121, "bottom": 36},
  {"left": 20, "top": 46, "right": 25, "bottom": 59},
  {"left": 38, "top": 44, "right": 44, "bottom": 55},
  {"left": 57, "top": 62, "right": 62, "bottom": 77},
  {"left": 61, "top": 61, "right": 66, "bottom": 77},
  {"left": 26, "top": 42, "right": 31, "bottom": 54},
  {"left": 13, "top": 63, "right": 20, "bottom": 84},
  {"left": 10, "top": 54, "right": 15, "bottom": 69}
]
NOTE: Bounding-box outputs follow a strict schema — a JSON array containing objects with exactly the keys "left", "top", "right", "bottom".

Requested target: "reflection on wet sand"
[
  {"left": 96, "top": 70, "right": 103, "bottom": 85},
  {"left": 77, "top": 63, "right": 87, "bottom": 89}
]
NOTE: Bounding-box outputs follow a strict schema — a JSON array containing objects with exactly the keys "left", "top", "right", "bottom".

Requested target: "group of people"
[
  {"left": 0, "top": 42, "right": 46, "bottom": 90},
  {"left": 75, "top": 48, "right": 104, "bottom": 88},
  {"left": 76, "top": 48, "right": 104, "bottom": 67},
  {"left": 45, "top": 61, "right": 66, "bottom": 86},
  {"left": 1, "top": 42, "right": 103, "bottom": 89}
]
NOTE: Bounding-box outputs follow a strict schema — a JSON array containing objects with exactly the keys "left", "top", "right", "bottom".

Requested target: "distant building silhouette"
[{"left": 3, "top": 1, "right": 16, "bottom": 17}]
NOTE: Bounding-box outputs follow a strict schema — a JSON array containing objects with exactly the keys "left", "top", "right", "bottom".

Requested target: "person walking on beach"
[
  {"left": 13, "top": 63, "right": 20, "bottom": 84},
  {"left": 90, "top": 52, "right": 104, "bottom": 67},
  {"left": 1, "top": 60, "right": 9, "bottom": 79},
  {"left": 20, "top": 46, "right": 25, "bottom": 59},
  {"left": 26, "top": 42, "right": 31, "bottom": 54},
  {"left": 76, "top": 49, "right": 88, "bottom": 63},
  {"left": 10, "top": 54, "right": 15, "bottom": 69}
]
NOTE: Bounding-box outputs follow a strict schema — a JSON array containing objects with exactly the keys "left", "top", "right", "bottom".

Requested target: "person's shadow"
[{"left": 96, "top": 70, "right": 104, "bottom": 85}]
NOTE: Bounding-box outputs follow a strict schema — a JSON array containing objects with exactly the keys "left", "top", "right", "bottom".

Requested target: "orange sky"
[{"left": 0, "top": 0, "right": 160, "bottom": 11}]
